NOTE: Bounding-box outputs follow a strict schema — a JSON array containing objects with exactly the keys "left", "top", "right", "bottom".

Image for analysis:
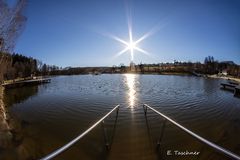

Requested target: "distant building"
[
  {"left": 130, "top": 61, "right": 135, "bottom": 71},
  {"left": 220, "top": 61, "right": 235, "bottom": 65}
]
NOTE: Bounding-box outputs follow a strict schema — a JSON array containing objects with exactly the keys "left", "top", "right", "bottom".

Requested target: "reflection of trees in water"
[
  {"left": 0, "top": 86, "right": 42, "bottom": 160},
  {"left": 4, "top": 85, "right": 39, "bottom": 107}
]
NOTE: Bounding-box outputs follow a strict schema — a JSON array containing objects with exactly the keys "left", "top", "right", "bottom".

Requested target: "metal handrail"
[
  {"left": 40, "top": 104, "right": 120, "bottom": 160},
  {"left": 143, "top": 104, "right": 240, "bottom": 160}
]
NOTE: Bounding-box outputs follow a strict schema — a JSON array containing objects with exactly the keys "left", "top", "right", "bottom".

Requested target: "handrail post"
[
  {"left": 116, "top": 106, "right": 119, "bottom": 115},
  {"left": 101, "top": 120, "right": 110, "bottom": 150},
  {"left": 40, "top": 105, "right": 120, "bottom": 160},
  {"left": 143, "top": 104, "right": 147, "bottom": 115},
  {"left": 109, "top": 106, "right": 120, "bottom": 150},
  {"left": 143, "top": 104, "right": 240, "bottom": 160},
  {"left": 157, "top": 118, "right": 166, "bottom": 149},
  {"left": 102, "top": 106, "right": 120, "bottom": 151}
]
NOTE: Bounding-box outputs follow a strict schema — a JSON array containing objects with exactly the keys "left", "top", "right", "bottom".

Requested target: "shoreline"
[
  {"left": 121, "top": 71, "right": 192, "bottom": 76},
  {"left": 0, "top": 86, "right": 13, "bottom": 149},
  {"left": 207, "top": 74, "right": 240, "bottom": 83}
]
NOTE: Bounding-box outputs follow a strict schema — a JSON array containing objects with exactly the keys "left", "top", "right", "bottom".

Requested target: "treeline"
[
  {"left": 132, "top": 56, "right": 240, "bottom": 77},
  {"left": 0, "top": 52, "right": 61, "bottom": 83},
  {"left": 1, "top": 53, "right": 239, "bottom": 84},
  {"left": 8, "top": 53, "right": 37, "bottom": 78},
  {"left": 45, "top": 56, "right": 240, "bottom": 77},
  {"left": 42, "top": 56, "right": 240, "bottom": 77},
  {"left": 57, "top": 67, "right": 111, "bottom": 75},
  {"left": 0, "top": 52, "right": 38, "bottom": 82},
  {"left": 203, "top": 56, "right": 240, "bottom": 76}
]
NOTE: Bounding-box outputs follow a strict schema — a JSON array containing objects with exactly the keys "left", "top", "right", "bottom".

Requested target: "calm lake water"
[{"left": 3, "top": 74, "right": 240, "bottom": 160}]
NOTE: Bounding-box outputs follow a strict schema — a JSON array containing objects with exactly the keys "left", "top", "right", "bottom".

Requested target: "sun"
[
  {"left": 127, "top": 40, "right": 137, "bottom": 61},
  {"left": 102, "top": 20, "right": 152, "bottom": 61},
  {"left": 128, "top": 41, "right": 136, "bottom": 50},
  {"left": 107, "top": 29, "right": 150, "bottom": 61},
  {"left": 100, "top": 6, "right": 167, "bottom": 62}
]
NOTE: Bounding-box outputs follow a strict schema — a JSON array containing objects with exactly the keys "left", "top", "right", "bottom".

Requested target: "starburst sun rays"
[
  {"left": 97, "top": 4, "right": 168, "bottom": 62},
  {"left": 107, "top": 27, "right": 150, "bottom": 61}
]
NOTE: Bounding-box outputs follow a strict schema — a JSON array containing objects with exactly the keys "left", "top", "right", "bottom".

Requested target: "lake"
[{"left": 2, "top": 74, "right": 240, "bottom": 160}]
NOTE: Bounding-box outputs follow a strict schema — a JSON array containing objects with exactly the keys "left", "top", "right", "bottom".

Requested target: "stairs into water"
[
  {"left": 106, "top": 106, "right": 158, "bottom": 160},
  {"left": 40, "top": 104, "right": 240, "bottom": 160}
]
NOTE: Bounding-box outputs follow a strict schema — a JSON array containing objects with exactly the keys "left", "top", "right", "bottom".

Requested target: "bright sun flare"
[
  {"left": 101, "top": 6, "right": 167, "bottom": 62},
  {"left": 109, "top": 28, "right": 150, "bottom": 61},
  {"left": 128, "top": 41, "right": 136, "bottom": 50},
  {"left": 102, "top": 14, "right": 156, "bottom": 61}
]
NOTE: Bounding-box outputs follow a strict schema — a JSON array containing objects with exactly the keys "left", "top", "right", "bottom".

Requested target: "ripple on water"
[{"left": 5, "top": 74, "right": 240, "bottom": 160}]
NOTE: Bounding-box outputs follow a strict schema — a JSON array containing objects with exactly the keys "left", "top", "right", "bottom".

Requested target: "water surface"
[{"left": 3, "top": 74, "right": 240, "bottom": 160}]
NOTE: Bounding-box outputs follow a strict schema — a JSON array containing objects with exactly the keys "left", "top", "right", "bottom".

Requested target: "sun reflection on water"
[{"left": 125, "top": 74, "right": 137, "bottom": 108}]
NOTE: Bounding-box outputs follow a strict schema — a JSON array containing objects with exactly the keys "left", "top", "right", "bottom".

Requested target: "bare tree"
[
  {"left": 0, "top": 0, "right": 27, "bottom": 52},
  {"left": 37, "top": 60, "right": 43, "bottom": 72}
]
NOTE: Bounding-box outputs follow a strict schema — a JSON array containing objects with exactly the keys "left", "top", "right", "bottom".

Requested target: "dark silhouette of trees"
[
  {"left": 0, "top": 52, "right": 12, "bottom": 82},
  {"left": 111, "top": 65, "right": 117, "bottom": 73},
  {"left": 3, "top": 53, "right": 37, "bottom": 79},
  {"left": 139, "top": 63, "right": 144, "bottom": 73},
  {"left": 120, "top": 63, "right": 127, "bottom": 73},
  {"left": 204, "top": 56, "right": 218, "bottom": 74},
  {"left": 41, "top": 63, "right": 47, "bottom": 75}
]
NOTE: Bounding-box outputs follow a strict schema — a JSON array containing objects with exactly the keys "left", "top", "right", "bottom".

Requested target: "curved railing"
[
  {"left": 40, "top": 104, "right": 120, "bottom": 160},
  {"left": 143, "top": 104, "right": 240, "bottom": 160}
]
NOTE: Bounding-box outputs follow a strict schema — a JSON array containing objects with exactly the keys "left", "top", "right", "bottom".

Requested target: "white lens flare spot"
[
  {"left": 101, "top": 22, "right": 150, "bottom": 61},
  {"left": 99, "top": 5, "right": 167, "bottom": 62},
  {"left": 128, "top": 41, "right": 136, "bottom": 50}
]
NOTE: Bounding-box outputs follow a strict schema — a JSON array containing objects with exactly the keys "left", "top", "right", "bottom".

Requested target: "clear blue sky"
[{"left": 11, "top": 0, "right": 240, "bottom": 67}]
